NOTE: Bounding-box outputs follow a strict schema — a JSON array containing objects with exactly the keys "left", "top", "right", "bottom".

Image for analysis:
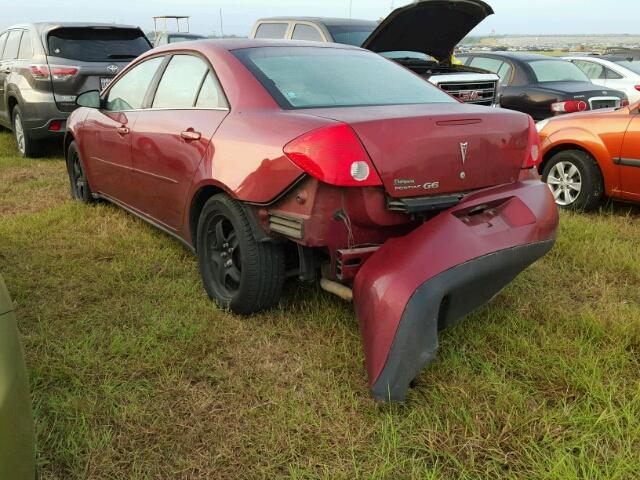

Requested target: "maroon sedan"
[{"left": 66, "top": 39, "right": 558, "bottom": 401}]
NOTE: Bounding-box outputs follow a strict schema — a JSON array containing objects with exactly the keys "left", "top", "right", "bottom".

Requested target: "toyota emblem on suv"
[{"left": 106, "top": 65, "right": 119, "bottom": 74}]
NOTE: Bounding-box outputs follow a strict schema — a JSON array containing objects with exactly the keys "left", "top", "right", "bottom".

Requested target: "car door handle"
[
  {"left": 116, "top": 126, "right": 130, "bottom": 136},
  {"left": 180, "top": 129, "right": 201, "bottom": 142}
]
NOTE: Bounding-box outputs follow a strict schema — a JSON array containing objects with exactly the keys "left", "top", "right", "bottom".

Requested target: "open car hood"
[{"left": 361, "top": 0, "right": 494, "bottom": 62}]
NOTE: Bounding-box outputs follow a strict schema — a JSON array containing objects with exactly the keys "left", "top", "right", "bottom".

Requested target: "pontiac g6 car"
[{"left": 65, "top": 39, "right": 558, "bottom": 401}]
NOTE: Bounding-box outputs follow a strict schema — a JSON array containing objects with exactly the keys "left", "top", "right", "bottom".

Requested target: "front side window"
[
  {"left": 234, "top": 46, "right": 456, "bottom": 109},
  {"left": 528, "top": 60, "right": 590, "bottom": 83},
  {"left": 3, "top": 30, "right": 22, "bottom": 61},
  {"left": 254, "top": 23, "right": 288, "bottom": 39},
  {"left": 17, "top": 32, "right": 33, "bottom": 59},
  {"left": 152, "top": 55, "right": 209, "bottom": 108},
  {"left": 106, "top": 56, "right": 164, "bottom": 111},
  {"left": 291, "top": 24, "right": 323, "bottom": 42}
]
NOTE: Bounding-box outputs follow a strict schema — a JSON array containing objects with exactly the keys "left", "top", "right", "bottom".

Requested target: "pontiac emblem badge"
[{"left": 460, "top": 142, "right": 469, "bottom": 165}]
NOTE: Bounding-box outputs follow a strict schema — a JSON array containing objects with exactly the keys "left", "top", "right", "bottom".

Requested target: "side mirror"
[{"left": 76, "top": 90, "right": 101, "bottom": 109}]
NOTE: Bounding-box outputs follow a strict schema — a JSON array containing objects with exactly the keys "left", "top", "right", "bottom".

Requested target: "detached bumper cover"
[{"left": 353, "top": 179, "right": 559, "bottom": 401}]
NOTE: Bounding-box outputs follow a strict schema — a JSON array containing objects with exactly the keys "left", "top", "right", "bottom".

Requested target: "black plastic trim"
[{"left": 613, "top": 157, "right": 640, "bottom": 168}]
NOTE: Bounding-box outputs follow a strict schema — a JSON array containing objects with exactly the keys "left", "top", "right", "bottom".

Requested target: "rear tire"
[
  {"left": 196, "top": 194, "right": 284, "bottom": 315},
  {"left": 542, "top": 149, "right": 603, "bottom": 211},
  {"left": 66, "top": 141, "right": 94, "bottom": 203},
  {"left": 12, "top": 106, "right": 42, "bottom": 158}
]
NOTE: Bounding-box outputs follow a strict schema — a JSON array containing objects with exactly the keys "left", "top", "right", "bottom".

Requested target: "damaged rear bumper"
[{"left": 353, "top": 179, "right": 559, "bottom": 401}]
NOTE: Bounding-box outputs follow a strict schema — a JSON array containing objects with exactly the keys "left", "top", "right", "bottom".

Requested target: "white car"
[{"left": 565, "top": 55, "right": 640, "bottom": 103}]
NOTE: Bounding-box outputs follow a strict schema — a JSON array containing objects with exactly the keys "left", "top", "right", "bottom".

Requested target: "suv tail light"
[
  {"left": 30, "top": 65, "right": 79, "bottom": 81},
  {"left": 550, "top": 100, "right": 588, "bottom": 113},
  {"left": 523, "top": 117, "right": 541, "bottom": 169},
  {"left": 635, "top": 85, "right": 640, "bottom": 92},
  {"left": 283, "top": 123, "right": 382, "bottom": 187}
]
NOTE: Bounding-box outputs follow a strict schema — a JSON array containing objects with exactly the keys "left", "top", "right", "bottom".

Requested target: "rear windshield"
[
  {"left": 48, "top": 28, "right": 151, "bottom": 62},
  {"left": 325, "top": 24, "right": 376, "bottom": 47},
  {"left": 233, "top": 46, "right": 456, "bottom": 109},
  {"left": 527, "top": 59, "right": 590, "bottom": 83},
  {"left": 612, "top": 59, "right": 640, "bottom": 75}
]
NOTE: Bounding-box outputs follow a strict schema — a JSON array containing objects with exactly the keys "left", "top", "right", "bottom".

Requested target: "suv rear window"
[
  {"left": 48, "top": 28, "right": 151, "bottom": 62},
  {"left": 234, "top": 46, "right": 455, "bottom": 109}
]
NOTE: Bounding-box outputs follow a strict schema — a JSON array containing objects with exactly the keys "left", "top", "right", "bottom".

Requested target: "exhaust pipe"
[{"left": 320, "top": 278, "right": 353, "bottom": 302}]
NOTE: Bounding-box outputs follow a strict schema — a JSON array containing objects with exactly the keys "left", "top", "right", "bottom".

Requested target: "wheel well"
[
  {"left": 189, "top": 185, "right": 226, "bottom": 245},
  {"left": 539, "top": 144, "right": 594, "bottom": 174},
  {"left": 64, "top": 134, "right": 75, "bottom": 160},
  {"left": 7, "top": 97, "right": 18, "bottom": 120}
]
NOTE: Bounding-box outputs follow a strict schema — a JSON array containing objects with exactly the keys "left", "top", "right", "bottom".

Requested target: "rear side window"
[
  {"left": 572, "top": 60, "right": 605, "bottom": 80},
  {"left": 0, "top": 33, "right": 7, "bottom": 59},
  {"left": 604, "top": 67, "right": 623, "bottom": 80},
  {"left": 106, "top": 56, "right": 163, "bottom": 111},
  {"left": 196, "top": 73, "right": 228, "bottom": 108},
  {"left": 291, "top": 24, "right": 323, "bottom": 42},
  {"left": 48, "top": 28, "right": 151, "bottom": 62},
  {"left": 17, "top": 32, "right": 33, "bottom": 59},
  {"left": 152, "top": 55, "right": 209, "bottom": 108},
  {"left": 3, "top": 30, "right": 22, "bottom": 61},
  {"left": 254, "top": 23, "right": 288, "bottom": 39},
  {"left": 234, "top": 46, "right": 455, "bottom": 109}
]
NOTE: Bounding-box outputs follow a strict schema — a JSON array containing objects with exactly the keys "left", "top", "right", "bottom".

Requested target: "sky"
[{"left": 1, "top": 0, "right": 638, "bottom": 37}]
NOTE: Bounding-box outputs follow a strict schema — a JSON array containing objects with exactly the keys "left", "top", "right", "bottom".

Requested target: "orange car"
[{"left": 537, "top": 102, "right": 640, "bottom": 210}]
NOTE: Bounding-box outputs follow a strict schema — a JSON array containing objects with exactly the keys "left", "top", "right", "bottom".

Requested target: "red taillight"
[
  {"left": 48, "top": 120, "right": 62, "bottom": 132},
  {"left": 635, "top": 85, "right": 640, "bottom": 92},
  {"left": 283, "top": 123, "right": 382, "bottom": 187},
  {"left": 622, "top": 99, "right": 630, "bottom": 107},
  {"left": 523, "top": 117, "right": 541, "bottom": 169},
  {"left": 30, "top": 65, "right": 78, "bottom": 80},
  {"left": 550, "top": 100, "right": 588, "bottom": 113}
]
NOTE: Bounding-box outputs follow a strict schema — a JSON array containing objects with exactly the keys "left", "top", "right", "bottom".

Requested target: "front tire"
[
  {"left": 66, "top": 141, "right": 94, "bottom": 203},
  {"left": 12, "top": 106, "right": 42, "bottom": 158},
  {"left": 542, "top": 149, "right": 603, "bottom": 211},
  {"left": 196, "top": 194, "right": 284, "bottom": 315}
]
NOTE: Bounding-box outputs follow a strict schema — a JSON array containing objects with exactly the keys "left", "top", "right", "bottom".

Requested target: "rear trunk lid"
[
  {"left": 44, "top": 26, "right": 151, "bottom": 111},
  {"left": 361, "top": 0, "right": 494, "bottom": 62},
  {"left": 305, "top": 104, "right": 530, "bottom": 198}
]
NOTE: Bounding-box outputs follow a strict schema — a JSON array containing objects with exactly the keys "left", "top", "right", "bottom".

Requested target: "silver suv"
[{"left": 0, "top": 23, "right": 151, "bottom": 157}]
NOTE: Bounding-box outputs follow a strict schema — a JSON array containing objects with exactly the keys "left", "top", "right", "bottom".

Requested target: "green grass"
[{"left": 0, "top": 130, "right": 639, "bottom": 479}]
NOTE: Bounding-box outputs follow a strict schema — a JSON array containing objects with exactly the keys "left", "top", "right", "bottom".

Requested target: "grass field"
[{"left": 1, "top": 130, "right": 639, "bottom": 479}]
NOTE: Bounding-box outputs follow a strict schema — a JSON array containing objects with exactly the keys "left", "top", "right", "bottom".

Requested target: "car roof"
[
  {"left": 156, "top": 38, "right": 363, "bottom": 52},
  {"left": 255, "top": 16, "right": 377, "bottom": 27}
]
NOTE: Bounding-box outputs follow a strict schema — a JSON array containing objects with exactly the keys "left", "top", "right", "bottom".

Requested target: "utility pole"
[
  {"left": 349, "top": 0, "right": 353, "bottom": 19},
  {"left": 219, "top": 8, "right": 224, "bottom": 37}
]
